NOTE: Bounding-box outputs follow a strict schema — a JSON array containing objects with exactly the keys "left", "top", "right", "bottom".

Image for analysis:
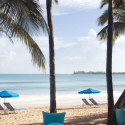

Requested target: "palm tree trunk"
[
  {"left": 107, "top": 0, "right": 115, "bottom": 124},
  {"left": 46, "top": 0, "right": 56, "bottom": 113}
]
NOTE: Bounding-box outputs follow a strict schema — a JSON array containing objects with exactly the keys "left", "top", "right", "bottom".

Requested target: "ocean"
[{"left": 0, "top": 74, "right": 124, "bottom": 105}]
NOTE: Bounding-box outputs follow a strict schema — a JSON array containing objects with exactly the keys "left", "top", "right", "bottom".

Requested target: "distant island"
[{"left": 73, "top": 71, "right": 125, "bottom": 74}]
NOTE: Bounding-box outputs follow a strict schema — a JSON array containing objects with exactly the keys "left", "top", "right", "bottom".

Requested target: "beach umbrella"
[
  {"left": 0, "top": 90, "right": 19, "bottom": 103},
  {"left": 78, "top": 88, "right": 101, "bottom": 99}
]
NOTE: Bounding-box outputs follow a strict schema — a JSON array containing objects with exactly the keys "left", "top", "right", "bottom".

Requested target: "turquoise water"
[{"left": 0, "top": 74, "right": 124, "bottom": 105}]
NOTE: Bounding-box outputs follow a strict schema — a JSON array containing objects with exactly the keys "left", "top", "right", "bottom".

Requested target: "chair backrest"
[
  {"left": 89, "top": 98, "right": 98, "bottom": 105},
  {"left": 4, "top": 103, "right": 14, "bottom": 111},
  {"left": 0, "top": 105, "right": 4, "bottom": 110},
  {"left": 82, "top": 98, "right": 90, "bottom": 105}
]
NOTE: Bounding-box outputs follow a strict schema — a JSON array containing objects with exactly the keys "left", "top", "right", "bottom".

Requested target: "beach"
[
  {"left": 0, "top": 103, "right": 108, "bottom": 125},
  {"left": 0, "top": 74, "right": 122, "bottom": 125}
]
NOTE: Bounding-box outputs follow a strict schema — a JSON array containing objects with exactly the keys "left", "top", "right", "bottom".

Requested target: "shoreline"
[{"left": 1, "top": 91, "right": 122, "bottom": 106}]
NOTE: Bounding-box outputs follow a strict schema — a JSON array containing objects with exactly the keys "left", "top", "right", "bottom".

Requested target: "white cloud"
[
  {"left": 4, "top": 51, "right": 9, "bottom": 54},
  {"left": 1, "top": 29, "right": 125, "bottom": 74},
  {"left": 78, "top": 29, "right": 97, "bottom": 41},
  {"left": 10, "top": 51, "right": 16, "bottom": 56},
  {"left": 54, "top": 38, "right": 77, "bottom": 49},
  {"left": 0, "top": 35, "right": 77, "bottom": 74},
  {"left": 54, "top": 29, "right": 125, "bottom": 73},
  {"left": 39, "top": 0, "right": 101, "bottom": 15},
  {"left": 0, "top": 50, "right": 16, "bottom": 66},
  {"left": 32, "top": 36, "right": 77, "bottom": 55}
]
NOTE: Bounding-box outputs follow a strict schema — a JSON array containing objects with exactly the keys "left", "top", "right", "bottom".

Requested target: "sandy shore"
[{"left": 0, "top": 102, "right": 108, "bottom": 125}]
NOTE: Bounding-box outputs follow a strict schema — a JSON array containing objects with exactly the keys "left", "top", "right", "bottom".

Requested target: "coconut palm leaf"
[
  {"left": 1, "top": 17, "right": 46, "bottom": 71},
  {"left": 100, "top": 0, "right": 108, "bottom": 9},
  {"left": 0, "top": 0, "right": 49, "bottom": 35},
  {"left": 97, "top": 10, "right": 108, "bottom": 26},
  {"left": 114, "top": 0, "right": 124, "bottom": 9},
  {"left": 53, "top": 0, "right": 58, "bottom": 4},
  {"left": 0, "top": 27, "right": 13, "bottom": 43},
  {"left": 97, "top": 7, "right": 123, "bottom": 26},
  {"left": 97, "top": 22, "right": 125, "bottom": 45},
  {"left": 100, "top": 0, "right": 123, "bottom": 9},
  {"left": 113, "top": 10, "right": 125, "bottom": 22},
  {"left": 0, "top": 0, "right": 48, "bottom": 71}
]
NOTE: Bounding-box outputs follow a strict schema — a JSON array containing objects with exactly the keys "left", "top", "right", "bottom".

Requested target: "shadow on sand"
[
  {"left": 19, "top": 111, "right": 107, "bottom": 125},
  {"left": 0, "top": 112, "right": 17, "bottom": 115}
]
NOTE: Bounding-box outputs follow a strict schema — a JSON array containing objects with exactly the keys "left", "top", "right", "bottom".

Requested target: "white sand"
[{"left": 0, "top": 103, "right": 108, "bottom": 125}]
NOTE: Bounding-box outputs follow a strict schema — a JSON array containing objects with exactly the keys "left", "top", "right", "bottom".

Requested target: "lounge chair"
[
  {"left": 82, "top": 98, "right": 92, "bottom": 106},
  {"left": 0, "top": 105, "right": 9, "bottom": 114},
  {"left": 4, "top": 103, "right": 25, "bottom": 111},
  {"left": 89, "top": 98, "right": 107, "bottom": 105},
  {"left": 0, "top": 105, "right": 4, "bottom": 111}
]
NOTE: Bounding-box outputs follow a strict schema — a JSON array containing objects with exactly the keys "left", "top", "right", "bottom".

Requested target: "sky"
[{"left": 0, "top": 0, "right": 125, "bottom": 74}]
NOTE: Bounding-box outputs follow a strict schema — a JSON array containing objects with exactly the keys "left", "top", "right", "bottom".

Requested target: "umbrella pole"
[
  {"left": 4, "top": 98, "right": 6, "bottom": 112},
  {"left": 4, "top": 98, "right": 5, "bottom": 108}
]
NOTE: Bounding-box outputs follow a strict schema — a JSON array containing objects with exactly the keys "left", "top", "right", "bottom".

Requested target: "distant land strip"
[{"left": 73, "top": 71, "right": 125, "bottom": 74}]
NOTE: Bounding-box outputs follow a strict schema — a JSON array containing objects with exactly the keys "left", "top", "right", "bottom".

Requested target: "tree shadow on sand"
[
  {"left": 19, "top": 111, "right": 107, "bottom": 125},
  {"left": 0, "top": 112, "right": 17, "bottom": 115},
  {"left": 57, "top": 106, "right": 99, "bottom": 111},
  {"left": 64, "top": 112, "right": 107, "bottom": 125}
]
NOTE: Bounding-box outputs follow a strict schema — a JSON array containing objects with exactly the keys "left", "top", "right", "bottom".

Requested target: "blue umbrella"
[
  {"left": 0, "top": 90, "right": 19, "bottom": 103},
  {"left": 78, "top": 88, "right": 101, "bottom": 99}
]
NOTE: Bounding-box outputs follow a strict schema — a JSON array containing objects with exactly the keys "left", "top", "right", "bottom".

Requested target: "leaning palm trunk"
[
  {"left": 107, "top": 0, "right": 115, "bottom": 124},
  {"left": 46, "top": 0, "right": 56, "bottom": 113}
]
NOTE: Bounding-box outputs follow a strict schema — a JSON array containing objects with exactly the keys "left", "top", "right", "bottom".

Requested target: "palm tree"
[
  {"left": 0, "top": 0, "right": 49, "bottom": 71},
  {"left": 106, "top": 0, "right": 115, "bottom": 123},
  {"left": 97, "top": 0, "right": 125, "bottom": 124},
  {"left": 46, "top": 0, "right": 58, "bottom": 113},
  {"left": 97, "top": 0, "right": 125, "bottom": 42}
]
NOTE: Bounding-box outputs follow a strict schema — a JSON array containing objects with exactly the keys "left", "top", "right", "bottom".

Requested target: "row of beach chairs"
[
  {"left": 0, "top": 103, "right": 25, "bottom": 112},
  {"left": 82, "top": 98, "right": 107, "bottom": 106}
]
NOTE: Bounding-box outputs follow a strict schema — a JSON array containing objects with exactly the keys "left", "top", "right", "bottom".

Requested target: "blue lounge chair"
[
  {"left": 89, "top": 98, "right": 107, "bottom": 105},
  {"left": 4, "top": 103, "right": 25, "bottom": 111}
]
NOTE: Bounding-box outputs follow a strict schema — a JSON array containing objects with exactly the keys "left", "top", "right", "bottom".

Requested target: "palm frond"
[
  {"left": 0, "top": 0, "right": 49, "bottom": 36},
  {"left": 0, "top": 27, "right": 13, "bottom": 43},
  {"left": 100, "top": 0, "right": 123, "bottom": 9},
  {"left": 97, "top": 22, "right": 125, "bottom": 45},
  {"left": 100, "top": 0, "right": 108, "bottom": 9},
  {"left": 97, "top": 10, "right": 108, "bottom": 26},
  {"left": 114, "top": 10, "right": 125, "bottom": 22},
  {"left": 113, "top": 22, "right": 125, "bottom": 35},
  {"left": 2, "top": 23, "right": 46, "bottom": 72},
  {"left": 97, "top": 8, "right": 124, "bottom": 26},
  {"left": 0, "top": 9, "right": 46, "bottom": 71},
  {"left": 54, "top": 0, "right": 58, "bottom": 4},
  {"left": 97, "top": 26, "right": 108, "bottom": 41},
  {"left": 113, "top": 0, "right": 124, "bottom": 9}
]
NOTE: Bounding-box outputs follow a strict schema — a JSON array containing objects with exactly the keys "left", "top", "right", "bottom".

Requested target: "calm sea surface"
[{"left": 0, "top": 74, "right": 125, "bottom": 105}]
